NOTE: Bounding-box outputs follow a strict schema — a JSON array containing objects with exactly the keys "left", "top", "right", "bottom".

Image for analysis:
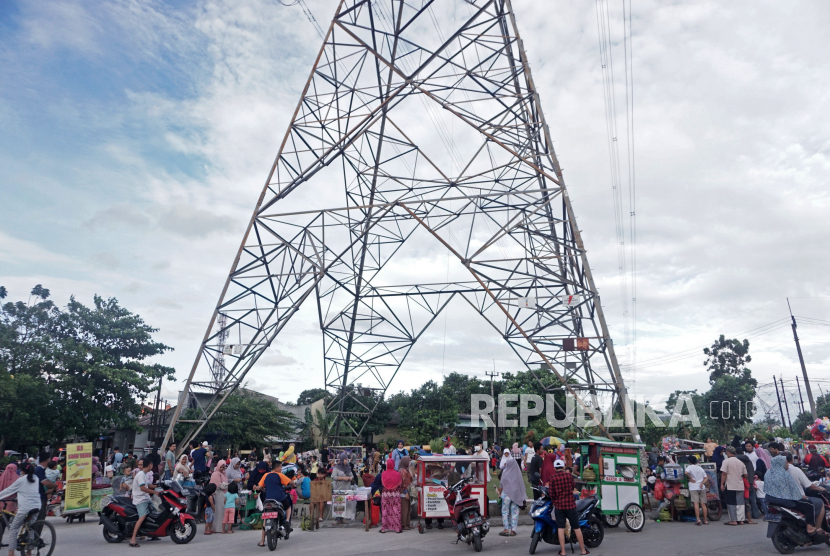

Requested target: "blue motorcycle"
[{"left": 528, "top": 486, "right": 604, "bottom": 554}]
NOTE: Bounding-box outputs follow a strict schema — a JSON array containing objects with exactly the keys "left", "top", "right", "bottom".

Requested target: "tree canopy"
[{"left": 0, "top": 285, "right": 175, "bottom": 454}]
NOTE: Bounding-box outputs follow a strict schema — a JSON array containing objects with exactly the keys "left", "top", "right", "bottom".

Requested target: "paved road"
[{"left": 40, "top": 516, "right": 825, "bottom": 556}]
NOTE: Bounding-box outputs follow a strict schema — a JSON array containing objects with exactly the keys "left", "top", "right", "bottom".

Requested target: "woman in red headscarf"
[
  {"left": 0, "top": 463, "right": 19, "bottom": 513},
  {"left": 380, "top": 457, "right": 402, "bottom": 533},
  {"left": 540, "top": 451, "right": 556, "bottom": 487}
]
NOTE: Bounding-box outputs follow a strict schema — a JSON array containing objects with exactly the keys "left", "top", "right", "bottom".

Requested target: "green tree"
[
  {"left": 391, "top": 380, "right": 459, "bottom": 444},
  {"left": 0, "top": 285, "right": 176, "bottom": 453},
  {"left": 297, "top": 388, "right": 332, "bottom": 405},
  {"left": 703, "top": 335, "right": 752, "bottom": 383},
  {"left": 178, "top": 388, "right": 297, "bottom": 451}
]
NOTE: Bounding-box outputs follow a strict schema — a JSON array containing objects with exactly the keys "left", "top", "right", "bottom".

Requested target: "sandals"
[
  {"left": 695, "top": 521, "right": 702, "bottom": 526},
  {"left": 129, "top": 542, "right": 140, "bottom": 548},
  {"left": 258, "top": 542, "right": 266, "bottom": 547},
  {"left": 499, "top": 531, "right": 510, "bottom": 537},
  {"left": 509, "top": 531, "right": 517, "bottom": 536}
]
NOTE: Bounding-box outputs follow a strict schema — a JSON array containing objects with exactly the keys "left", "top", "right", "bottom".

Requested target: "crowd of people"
[{"left": 646, "top": 436, "right": 829, "bottom": 535}]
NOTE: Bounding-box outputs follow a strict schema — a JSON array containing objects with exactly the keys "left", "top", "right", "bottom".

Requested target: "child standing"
[
  {"left": 203, "top": 483, "right": 217, "bottom": 535},
  {"left": 223, "top": 482, "right": 239, "bottom": 534}
]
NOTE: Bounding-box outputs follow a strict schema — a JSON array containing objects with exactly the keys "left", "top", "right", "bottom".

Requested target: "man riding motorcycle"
[{"left": 255, "top": 460, "right": 294, "bottom": 548}]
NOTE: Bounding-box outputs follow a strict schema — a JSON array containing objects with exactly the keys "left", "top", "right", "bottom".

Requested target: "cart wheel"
[
  {"left": 706, "top": 500, "right": 722, "bottom": 522},
  {"left": 622, "top": 503, "right": 644, "bottom": 532},
  {"left": 602, "top": 513, "right": 622, "bottom": 528},
  {"left": 417, "top": 523, "right": 424, "bottom": 534}
]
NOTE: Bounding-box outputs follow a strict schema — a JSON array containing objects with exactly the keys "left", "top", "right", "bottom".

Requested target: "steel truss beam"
[{"left": 163, "top": 0, "right": 638, "bottom": 451}]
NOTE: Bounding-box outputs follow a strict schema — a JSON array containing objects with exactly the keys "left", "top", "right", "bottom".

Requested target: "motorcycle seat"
[
  {"left": 112, "top": 496, "right": 134, "bottom": 507},
  {"left": 575, "top": 498, "right": 594, "bottom": 513}
]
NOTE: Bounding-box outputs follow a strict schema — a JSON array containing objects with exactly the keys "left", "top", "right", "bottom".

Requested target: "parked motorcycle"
[
  {"left": 765, "top": 488, "right": 830, "bottom": 554},
  {"left": 98, "top": 480, "right": 197, "bottom": 544},
  {"left": 442, "top": 476, "right": 489, "bottom": 552},
  {"left": 528, "top": 486, "right": 604, "bottom": 554},
  {"left": 262, "top": 498, "right": 290, "bottom": 551}
]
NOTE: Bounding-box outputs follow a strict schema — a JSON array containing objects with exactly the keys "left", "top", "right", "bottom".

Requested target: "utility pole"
[
  {"left": 788, "top": 298, "right": 817, "bottom": 419},
  {"left": 774, "top": 375, "right": 786, "bottom": 429},
  {"left": 780, "top": 377, "right": 793, "bottom": 432},
  {"left": 796, "top": 376, "right": 806, "bottom": 415},
  {"left": 486, "top": 363, "right": 500, "bottom": 445}
]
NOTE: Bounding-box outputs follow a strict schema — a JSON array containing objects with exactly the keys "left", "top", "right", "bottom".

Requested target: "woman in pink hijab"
[
  {"left": 380, "top": 457, "right": 402, "bottom": 533},
  {"left": 210, "top": 460, "right": 229, "bottom": 519},
  {"left": 0, "top": 464, "right": 19, "bottom": 513}
]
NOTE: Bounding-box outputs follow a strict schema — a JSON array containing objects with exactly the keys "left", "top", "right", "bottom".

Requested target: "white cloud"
[{"left": 3, "top": 0, "right": 830, "bottom": 414}]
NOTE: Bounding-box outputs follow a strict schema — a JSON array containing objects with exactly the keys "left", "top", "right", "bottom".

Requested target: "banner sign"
[
  {"left": 423, "top": 485, "right": 449, "bottom": 517},
  {"left": 64, "top": 442, "right": 93, "bottom": 513}
]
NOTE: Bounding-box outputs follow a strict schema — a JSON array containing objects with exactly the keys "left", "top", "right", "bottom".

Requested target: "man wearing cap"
[
  {"left": 548, "top": 459, "right": 589, "bottom": 555},
  {"left": 443, "top": 437, "right": 456, "bottom": 455},
  {"left": 719, "top": 446, "right": 747, "bottom": 525}
]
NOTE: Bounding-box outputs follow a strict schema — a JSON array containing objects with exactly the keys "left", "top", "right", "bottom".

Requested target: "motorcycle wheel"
[
  {"left": 706, "top": 500, "right": 722, "bottom": 522},
  {"left": 473, "top": 531, "right": 482, "bottom": 553},
  {"left": 584, "top": 515, "right": 604, "bottom": 548},
  {"left": 102, "top": 526, "right": 124, "bottom": 544},
  {"left": 602, "top": 513, "right": 621, "bottom": 528},
  {"left": 622, "top": 503, "right": 645, "bottom": 532},
  {"left": 168, "top": 519, "right": 197, "bottom": 544},
  {"left": 771, "top": 525, "right": 796, "bottom": 554},
  {"left": 268, "top": 524, "right": 279, "bottom": 551},
  {"left": 529, "top": 531, "right": 540, "bottom": 554}
]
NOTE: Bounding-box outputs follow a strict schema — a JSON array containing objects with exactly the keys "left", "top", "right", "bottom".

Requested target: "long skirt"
[
  {"left": 381, "top": 488, "right": 402, "bottom": 532},
  {"left": 401, "top": 493, "right": 411, "bottom": 529}
]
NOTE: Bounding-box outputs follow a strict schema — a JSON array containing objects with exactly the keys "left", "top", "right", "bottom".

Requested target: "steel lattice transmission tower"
[{"left": 163, "top": 0, "right": 639, "bottom": 449}]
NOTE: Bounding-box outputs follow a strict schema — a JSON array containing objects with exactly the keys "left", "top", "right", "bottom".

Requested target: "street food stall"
[
  {"left": 569, "top": 437, "right": 645, "bottom": 532},
  {"left": 662, "top": 449, "right": 721, "bottom": 521},
  {"left": 414, "top": 455, "right": 489, "bottom": 534}
]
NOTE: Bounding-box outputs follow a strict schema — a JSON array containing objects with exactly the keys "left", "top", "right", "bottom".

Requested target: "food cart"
[
  {"left": 662, "top": 449, "right": 721, "bottom": 522},
  {"left": 414, "top": 455, "right": 489, "bottom": 534},
  {"left": 569, "top": 437, "right": 645, "bottom": 532}
]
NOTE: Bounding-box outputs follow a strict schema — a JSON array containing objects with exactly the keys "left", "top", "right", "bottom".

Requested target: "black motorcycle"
[
  {"left": 765, "top": 488, "right": 830, "bottom": 554},
  {"left": 261, "top": 499, "right": 289, "bottom": 551}
]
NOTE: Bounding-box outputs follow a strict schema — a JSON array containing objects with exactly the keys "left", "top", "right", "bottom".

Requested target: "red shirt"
[{"left": 547, "top": 470, "right": 576, "bottom": 510}]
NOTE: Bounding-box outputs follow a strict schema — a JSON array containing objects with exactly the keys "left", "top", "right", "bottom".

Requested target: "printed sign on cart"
[
  {"left": 423, "top": 485, "right": 449, "bottom": 517},
  {"left": 65, "top": 442, "right": 93, "bottom": 513}
]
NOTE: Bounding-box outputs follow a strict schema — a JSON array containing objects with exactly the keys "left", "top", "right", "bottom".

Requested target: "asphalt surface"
[{"left": 36, "top": 515, "right": 829, "bottom": 556}]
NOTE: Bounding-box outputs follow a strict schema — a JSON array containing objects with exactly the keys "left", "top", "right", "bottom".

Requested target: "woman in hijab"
[
  {"left": 392, "top": 441, "right": 407, "bottom": 471},
  {"left": 331, "top": 453, "right": 353, "bottom": 488},
  {"left": 497, "top": 457, "right": 524, "bottom": 536},
  {"left": 247, "top": 461, "right": 269, "bottom": 491},
  {"left": 540, "top": 451, "right": 556, "bottom": 486},
  {"left": 210, "top": 460, "right": 229, "bottom": 518},
  {"left": 0, "top": 463, "right": 19, "bottom": 513},
  {"left": 380, "top": 457, "right": 402, "bottom": 533},
  {"left": 399, "top": 456, "right": 413, "bottom": 530},
  {"left": 764, "top": 455, "right": 825, "bottom": 535},
  {"left": 499, "top": 448, "right": 511, "bottom": 469},
  {"left": 226, "top": 457, "right": 244, "bottom": 486},
  {"left": 91, "top": 456, "right": 102, "bottom": 479},
  {"left": 756, "top": 445, "right": 772, "bottom": 474}
]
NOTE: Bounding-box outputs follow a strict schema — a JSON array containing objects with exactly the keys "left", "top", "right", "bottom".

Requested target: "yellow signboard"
[{"left": 64, "top": 442, "right": 93, "bottom": 513}]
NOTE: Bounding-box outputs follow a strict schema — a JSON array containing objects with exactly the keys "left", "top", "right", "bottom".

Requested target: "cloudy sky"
[{"left": 2, "top": 0, "right": 829, "bottom": 417}]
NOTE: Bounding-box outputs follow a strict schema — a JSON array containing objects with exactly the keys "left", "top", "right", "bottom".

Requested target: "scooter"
[
  {"left": 765, "top": 487, "right": 830, "bottom": 554},
  {"left": 444, "top": 476, "right": 489, "bottom": 552},
  {"left": 528, "top": 486, "right": 604, "bottom": 554},
  {"left": 99, "top": 480, "right": 197, "bottom": 544},
  {"left": 262, "top": 498, "right": 290, "bottom": 551}
]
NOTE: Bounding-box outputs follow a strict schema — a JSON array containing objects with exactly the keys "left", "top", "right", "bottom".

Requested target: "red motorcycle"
[
  {"left": 98, "top": 480, "right": 197, "bottom": 544},
  {"left": 444, "top": 476, "right": 490, "bottom": 552}
]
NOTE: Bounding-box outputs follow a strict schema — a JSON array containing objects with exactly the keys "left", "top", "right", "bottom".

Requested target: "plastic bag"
[{"left": 653, "top": 480, "right": 665, "bottom": 501}]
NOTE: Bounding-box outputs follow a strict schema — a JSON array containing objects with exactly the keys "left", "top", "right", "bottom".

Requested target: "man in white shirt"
[
  {"left": 785, "top": 452, "right": 826, "bottom": 530},
  {"left": 684, "top": 455, "right": 709, "bottom": 525},
  {"left": 442, "top": 437, "right": 456, "bottom": 455},
  {"left": 130, "top": 459, "right": 156, "bottom": 548}
]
